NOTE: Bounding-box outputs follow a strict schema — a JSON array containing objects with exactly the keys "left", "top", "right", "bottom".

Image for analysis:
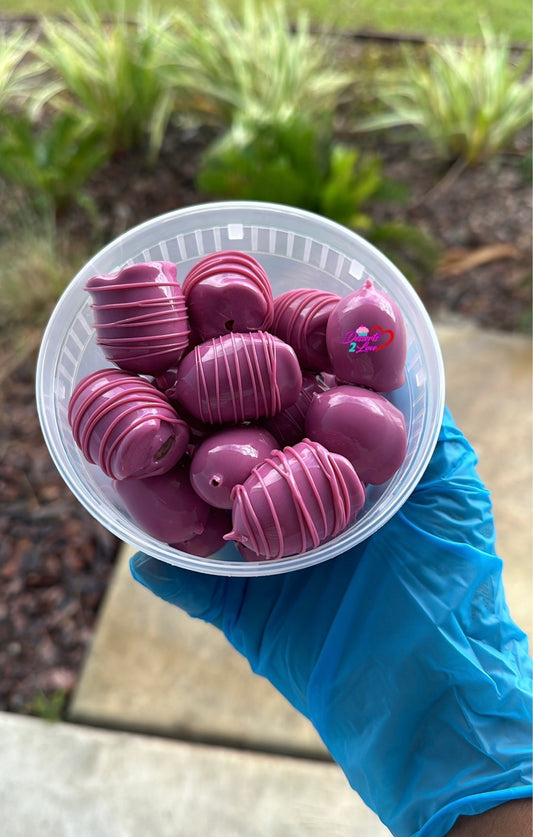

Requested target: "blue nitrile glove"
[{"left": 130, "top": 407, "right": 533, "bottom": 837}]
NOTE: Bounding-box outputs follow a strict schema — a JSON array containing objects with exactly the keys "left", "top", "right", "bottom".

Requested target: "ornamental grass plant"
[
  {"left": 0, "top": 27, "right": 44, "bottom": 113},
  {"left": 359, "top": 24, "right": 533, "bottom": 165},
  {"left": 33, "top": 0, "right": 185, "bottom": 160},
  {"left": 165, "top": 0, "right": 353, "bottom": 126}
]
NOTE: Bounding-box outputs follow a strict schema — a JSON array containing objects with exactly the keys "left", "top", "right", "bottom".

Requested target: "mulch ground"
[
  {"left": 0, "top": 346, "right": 117, "bottom": 713},
  {"left": 1, "top": 117, "right": 531, "bottom": 716}
]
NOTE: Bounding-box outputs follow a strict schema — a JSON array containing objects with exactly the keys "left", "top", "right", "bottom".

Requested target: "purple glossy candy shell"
[
  {"left": 90, "top": 302, "right": 182, "bottom": 326},
  {"left": 225, "top": 439, "right": 365, "bottom": 559},
  {"left": 237, "top": 542, "right": 264, "bottom": 563},
  {"left": 185, "top": 276, "right": 272, "bottom": 341},
  {"left": 68, "top": 369, "right": 189, "bottom": 480},
  {"left": 271, "top": 288, "right": 340, "bottom": 372},
  {"left": 305, "top": 385, "right": 407, "bottom": 485},
  {"left": 175, "top": 331, "right": 302, "bottom": 424},
  {"left": 155, "top": 389, "right": 213, "bottom": 445},
  {"left": 96, "top": 331, "right": 188, "bottom": 346},
  {"left": 171, "top": 506, "right": 233, "bottom": 557},
  {"left": 190, "top": 426, "right": 278, "bottom": 508},
  {"left": 100, "top": 349, "right": 189, "bottom": 376},
  {"left": 183, "top": 250, "right": 274, "bottom": 340},
  {"left": 114, "top": 461, "right": 211, "bottom": 544},
  {"left": 184, "top": 251, "right": 272, "bottom": 296},
  {"left": 326, "top": 279, "right": 407, "bottom": 392},
  {"left": 86, "top": 261, "right": 179, "bottom": 303},
  {"left": 86, "top": 261, "right": 190, "bottom": 374},
  {"left": 99, "top": 343, "right": 190, "bottom": 376},
  {"left": 261, "top": 372, "right": 328, "bottom": 447}
]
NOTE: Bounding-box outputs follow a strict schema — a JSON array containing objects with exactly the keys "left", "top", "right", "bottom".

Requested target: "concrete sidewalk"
[
  {"left": 0, "top": 711, "right": 389, "bottom": 837},
  {"left": 3, "top": 320, "right": 532, "bottom": 837}
]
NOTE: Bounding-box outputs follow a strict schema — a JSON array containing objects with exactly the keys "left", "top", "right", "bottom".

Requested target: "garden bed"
[{"left": 71, "top": 121, "right": 533, "bottom": 331}]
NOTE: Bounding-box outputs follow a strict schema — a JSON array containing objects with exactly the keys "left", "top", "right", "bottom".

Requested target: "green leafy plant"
[
  {"left": 167, "top": 0, "right": 352, "bottom": 126},
  {"left": 0, "top": 111, "right": 108, "bottom": 217},
  {"left": 358, "top": 24, "right": 533, "bottom": 164},
  {"left": 320, "top": 144, "right": 408, "bottom": 230},
  {"left": 197, "top": 114, "right": 439, "bottom": 285},
  {"left": 24, "top": 690, "right": 68, "bottom": 722},
  {"left": 197, "top": 115, "right": 327, "bottom": 207},
  {"left": 34, "top": 0, "right": 184, "bottom": 160}
]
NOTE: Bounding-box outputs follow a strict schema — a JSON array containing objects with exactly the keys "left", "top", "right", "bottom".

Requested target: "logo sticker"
[{"left": 342, "top": 325, "right": 394, "bottom": 353}]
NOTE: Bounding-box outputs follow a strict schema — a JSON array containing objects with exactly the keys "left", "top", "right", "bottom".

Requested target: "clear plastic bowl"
[{"left": 36, "top": 201, "right": 445, "bottom": 577}]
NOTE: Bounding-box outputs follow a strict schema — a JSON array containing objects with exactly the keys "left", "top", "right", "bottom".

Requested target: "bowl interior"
[{"left": 36, "top": 201, "right": 445, "bottom": 576}]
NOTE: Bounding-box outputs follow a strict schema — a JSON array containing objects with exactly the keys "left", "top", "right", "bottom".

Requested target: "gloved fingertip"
[{"left": 129, "top": 552, "right": 226, "bottom": 622}]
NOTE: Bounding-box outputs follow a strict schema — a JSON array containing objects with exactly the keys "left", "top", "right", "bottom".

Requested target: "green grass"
[{"left": 0, "top": 0, "right": 530, "bottom": 43}]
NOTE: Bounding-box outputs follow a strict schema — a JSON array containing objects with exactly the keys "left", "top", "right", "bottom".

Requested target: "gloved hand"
[{"left": 130, "top": 407, "right": 533, "bottom": 837}]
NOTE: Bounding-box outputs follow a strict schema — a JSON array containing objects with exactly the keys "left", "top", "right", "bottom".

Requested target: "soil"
[
  {"left": 1, "top": 118, "right": 531, "bottom": 716},
  {"left": 0, "top": 347, "right": 117, "bottom": 713}
]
